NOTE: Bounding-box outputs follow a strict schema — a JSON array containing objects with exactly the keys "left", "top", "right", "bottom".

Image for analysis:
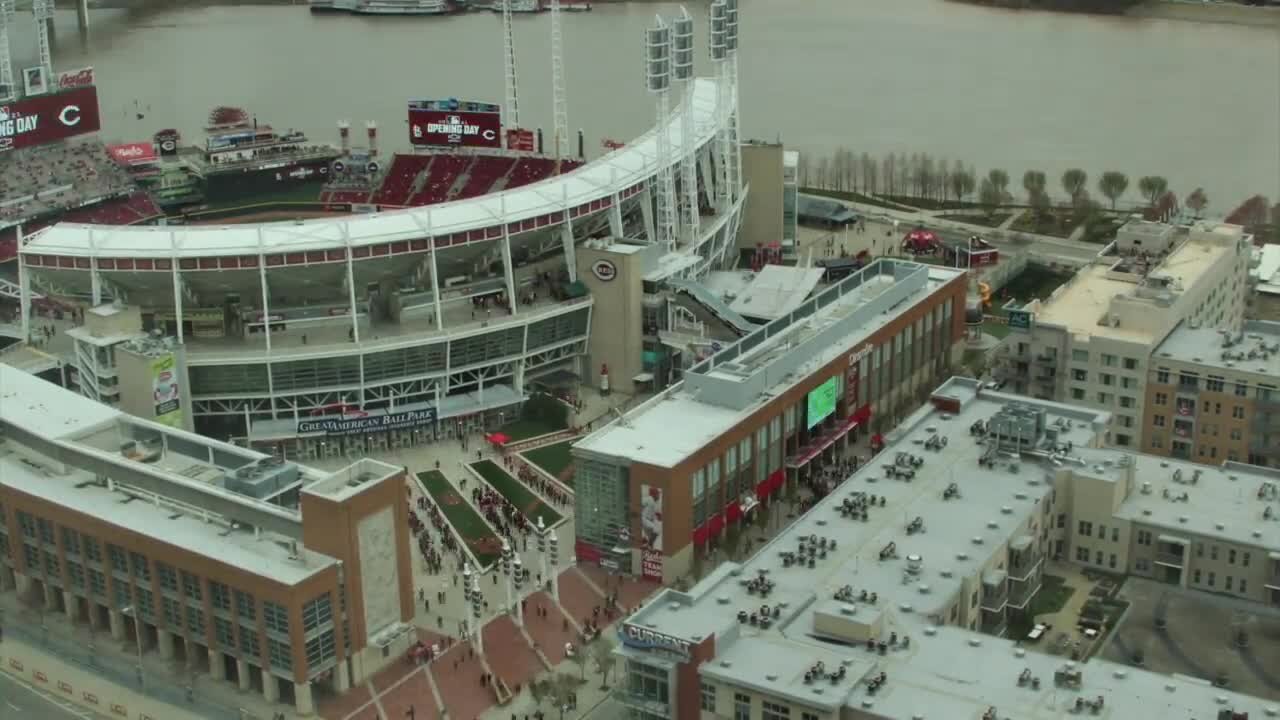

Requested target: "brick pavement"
[
  {"left": 523, "top": 591, "right": 579, "bottom": 665},
  {"left": 557, "top": 568, "right": 604, "bottom": 628},
  {"left": 427, "top": 640, "right": 493, "bottom": 720},
  {"left": 377, "top": 668, "right": 440, "bottom": 720},
  {"left": 316, "top": 682, "right": 371, "bottom": 720},
  {"left": 577, "top": 564, "right": 659, "bottom": 613},
  {"left": 480, "top": 614, "right": 544, "bottom": 691}
]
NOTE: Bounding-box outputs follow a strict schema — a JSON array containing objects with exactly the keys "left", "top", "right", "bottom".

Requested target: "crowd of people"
[
  {"left": 409, "top": 496, "right": 461, "bottom": 575},
  {"left": 0, "top": 140, "right": 137, "bottom": 225}
]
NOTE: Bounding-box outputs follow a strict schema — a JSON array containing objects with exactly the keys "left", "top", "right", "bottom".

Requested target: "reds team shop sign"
[
  {"left": 408, "top": 109, "right": 502, "bottom": 149},
  {"left": 0, "top": 86, "right": 102, "bottom": 152}
]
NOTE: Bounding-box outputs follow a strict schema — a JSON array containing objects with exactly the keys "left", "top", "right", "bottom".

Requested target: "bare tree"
[
  {"left": 979, "top": 177, "right": 1003, "bottom": 216},
  {"left": 860, "top": 152, "right": 877, "bottom": 195},
  {"left": 817, "top": 155, "right": 831, "bottom": 190},
  {"left": 797, "top": 153, "right": 811, "bottom": 188},
  {"left": 1138, "top": 176, "right": 1169, "bottom": 206},
  {"left": 938, "top": 158, "right": 952, "bottom": 204},
  {"left": 1061, "top": 168, "right": 1088, "bottom": 202},
  {"left": 986, "top": 169, "right": 1010, "bottom": 201},
  {"left": 1186, "top": 187, "right": 1208, "bottom": 218},
  {"left": 920, "top": 154, "right": 936, "bottom": 202},
  {"left": 950, "top": 168, "right": 976, "bottom": 203},
  {"left": 589, "top": 635, "right": 617, "bottom": 690},
  {"left": 1022, "top": 170, "right": 1048, "bottom": 204},
  {"left": 883, "top": 154, "right": 896, "bottom": 196},
  {"left": 1098, "top": 171, "right": 1129, "bottom": 210},
  {"left": 895, "top": 152, "right": 911, "bottom": 199}
]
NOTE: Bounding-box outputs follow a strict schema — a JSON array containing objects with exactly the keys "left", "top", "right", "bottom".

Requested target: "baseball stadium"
[{"left": 5, "top": 4, "right": 747, "bottom": 461}]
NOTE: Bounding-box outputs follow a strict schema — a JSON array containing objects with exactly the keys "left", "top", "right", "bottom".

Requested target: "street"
[{"left": 0, "top": 671, "right": 96, "bottom": 720}]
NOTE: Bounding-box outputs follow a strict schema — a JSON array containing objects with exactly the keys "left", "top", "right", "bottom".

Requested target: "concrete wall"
[
  {"left": 738, "top": 143, "right": 784, "bottom": 255},
  {"left": 577, "top": 243, "right": 645, "bottom": 395}
]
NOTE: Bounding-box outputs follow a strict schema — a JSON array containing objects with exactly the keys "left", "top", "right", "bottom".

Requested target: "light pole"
[
  {"left": 536, "top": 516, "right": 549, "bottom": 594},
  {"left": 121, "top": 605, "right": 145, "bottom": 690},
  {"left": 501, "top": 540, "right": 518, "bottom": 626},
  {"left": 547, "top": 523, "right": 561, "bottom": 604},
  {"left": 467, "top": 565, "right": 485, "bottom": 657},
  {"left": 512, "top": 555, "right": 525, "bottom": 627}
]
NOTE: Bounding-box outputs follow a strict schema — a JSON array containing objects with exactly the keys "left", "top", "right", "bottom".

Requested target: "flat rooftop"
[
  {"left": 0, "top": 366, "right": 387, "bottom": 584},
  {"left": 575, "top": 264, "right": 963, "bottom": 468},
  {"left": 728, "top": 264, "right": 825, "bottom": 321},
  {"left": 1152, "top": 319, "right": 1280, "bottom": 378},
  {"left": 623, "top": 378, "right": 1280, "bottom": 716},
  {"left": 1035, "top": 223, "right": 1242, "bottom": 343}
]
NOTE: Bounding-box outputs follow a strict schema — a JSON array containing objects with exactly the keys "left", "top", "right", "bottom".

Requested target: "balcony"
[
  {"left": 1009, "top": 577, "right": 1042, "bottom": 610},
  {"left": 981, "top": 570, "right": 1009, "bottom": 612},
  {"left": 981, "top": 610, "right": 1008, "bottom": 637},
  {"left": 1153, "top": 551, "right": 1185, "bottom": 567}
]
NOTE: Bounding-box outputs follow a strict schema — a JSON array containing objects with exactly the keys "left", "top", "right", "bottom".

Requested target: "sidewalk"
[{"left": 0, "top": 634, "right": 215, "bottom": 720}]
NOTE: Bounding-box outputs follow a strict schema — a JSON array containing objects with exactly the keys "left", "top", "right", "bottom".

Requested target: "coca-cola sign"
[
  {"left": 56, "top": 67, "right": 95, "bottom": 91},
  {"left": 107, "top": 142, "right": 157, "bottom": 165}
]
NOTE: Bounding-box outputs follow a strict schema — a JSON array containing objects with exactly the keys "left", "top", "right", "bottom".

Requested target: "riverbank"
[
  {"left": 947, "top": 0, "right": 1142, "bottom": 14},
  {"left": 1128, "top": 0, "right": 1280, "bottom": 28}
]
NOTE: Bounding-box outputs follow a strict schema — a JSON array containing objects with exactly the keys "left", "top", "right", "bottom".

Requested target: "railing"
[
  {"left": 981, "top": 585, "right": 1008, "bottom": 612},
  {"left": 1154, "top": 551, "right": 1186, "bottom": 567},
  {"left": 1009, "top": 578, "right": 1042, "bottom": 609},
  {"left": 614, "top": 690, "right": 671, "bottom": 718}
]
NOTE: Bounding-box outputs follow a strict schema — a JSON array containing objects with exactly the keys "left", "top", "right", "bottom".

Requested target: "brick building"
[{"left": 0, "top": 365, "right": 416, "bottom": 716}]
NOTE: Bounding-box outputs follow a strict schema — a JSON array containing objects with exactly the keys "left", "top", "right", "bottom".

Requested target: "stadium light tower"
[
  {"left": 725, "top": 0, "right": 742, "bottom": 205},
  {"left": 646, "top": 15, "right": 678, "bottom": 252},
  {"left": 549, "top": 0, "right": 569, "bottom": 161},
  {"left": 0, "top": 0, "right": 15, "bottom": 103},
  {"left": 33, "top": 0, "right": 54, "bottom": 83},
  {"left": 672, "top": 7, "right": 699, "bottom": 247},
  {"left": 502, "top": 0, "right": 521, "bottom": 130},
  {"left": 709, "top": 0, "right": 731, "bottom": 213}
]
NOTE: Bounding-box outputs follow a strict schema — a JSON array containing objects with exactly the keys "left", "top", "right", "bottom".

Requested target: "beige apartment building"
[
  {"left": 1000, "top": 219, "right": 1251, "bottom": 449},
  {"left": 1142, "top": 319, "right": 1280, "bottom": 468}
]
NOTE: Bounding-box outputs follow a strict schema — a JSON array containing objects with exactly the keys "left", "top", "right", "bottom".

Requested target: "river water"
[{"left": 12, "top": 0, "right": 1280, "bottom": 204}]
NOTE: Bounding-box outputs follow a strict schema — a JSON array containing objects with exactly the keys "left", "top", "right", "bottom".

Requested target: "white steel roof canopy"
[{"left": 24, "top": 78, "right": 727, "bottom": 261}]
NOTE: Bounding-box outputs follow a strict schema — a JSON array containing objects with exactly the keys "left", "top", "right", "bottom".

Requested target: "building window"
[
  {"left": 1124, "top": 357, "right": 1139, "bottom": 370},
  {"left": 61, "top": 528, "right": 81, "bottom": 557},
  {"left": 700, "top": 682, "right": 716, "bottom": 712},
  {"left": 1109, "top": 554, "right": 1117, "bottom": 569},
  {"left": 1095, "top": 550, "right": 1103, "bottom": 565},
  {"left": 1154, "top": 393, "right": 1168, "bottom": 406},
  {"left": 1228, "top": 549, "right": 1237, "bottom": 564},
  {"left": 1101, "top": 353, "right": 1117, "bottom": 367},
  {"left": 802, "top": 714, "right": 820, "bottom": 720},
  {"left": 1136, "top": 559, "right": 1149, "bottom": 572},
  {"left": 1101, "top": 373, "right": 1115, "bottom": 386},
  {"left": 214, "top": 617, "right": 236, "bottom": 651},
  {"left": 763, "top": 700, "right": 792, "bottom": 720},
  {"left": 1243, "top": 552, "right": 1251, "bottom": 567},
  {"left": 1211, "top": 546, "right": 1219, "bottom": 561},
  {"left": 1226, "top": 576, "right": 1234, "bottom": 591},
  {"left": 108, "top": 544, "right": 128, "bottom": 574},
  {"left": 1098, "top": 525, "right": 1107, "bottom": 540},
  {"left": 82, "top": 537, "right": 102, "bottom": 563},
  {"left": 156, "top": 562, "right": 177, "bottom": 593},
  {"left": 1119, "top": 396, "right": 1135, "bottom": 409},
  {"left": 1072, "top": 369, "right": 1088, "bottom": 382},
  {"left": 128, "top": 550, "right": 149, "bottom": 579},
  {"left": 1071, "top": 388, "right": 1085, "bottom": 401},
  {"left": 267, "top": 638, "right": 293, "bottom": 672},
  {"left": 1136, "top": 530, "right": 1151, "bottom": 546},
  {"left": 1115, "top": 434, "right": 1131, "bottom": 446},
  {"left": 186, "top": 606, "right": 206, "bottom": 636},
  {"left": 302, "top": 593, "right": 333, "bottom": 633},
  {"left": 181, "top": 572, "right": 202, "bottom": 601},
  {"left": 238, "top": 628, "right": 260, "bottom": 658},
  {"left": 37, "top": 518, "right": 54, "bottom": 544},
  {"left": 734, "top": 692, "right": 751, "bottom": 720},
  {"left": 263, "top": 601, "right": 290, "bottom": 636},
  {"left": 1075, "top": 546, "right": 1089, "bottom": 562},
  {"left": 1112, "top": 527, "right": 1119, "bottom": 542},
  {"left": 1207, "top": 377, "right": 1225, "bottom": 392},
  {"left": 1235, "top": 382, "right": 1248, "bottom": 397},
  {"left": 162, "top": 596, "right": 181, "bottom": 628},
  {"left": 1157, "top": 369, "right": 1170, "bottom": 384},
  {"left": 1233, "top": 406, "right": 1245, "bottom": 419},
  {"left": 1240, "top": 579, "right": 1248, "bottom": 594},
  {"left": 210, "top": 581, "right": 232, "bottom": 612},
  {"left": 1078, "top": 521, "right": 1092, "bottom": 537},
  {"left": 1193, "top": 569, "right": 1202, "bottom": 584},
  {"left": 88, "top": 569, "right": 106, "bottom": 598},
  {"left": 1072, "top": 350, "right": 1089, "bottom": 362},
  {"left": 305, "top": 629, "right": 337, "bottom": 670},
  {"left": 1151, "top": 436, "right": 1164, "bottom": 449},
  {"left": 1208, "top": 572, "right": 1216, "bottom": 587},
  {"left": 236, "top": 590, "right": 256, "bottom": 621}
]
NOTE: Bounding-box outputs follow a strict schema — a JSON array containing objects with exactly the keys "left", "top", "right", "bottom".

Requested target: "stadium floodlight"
[
  {"left": 549, "top": 0, "right": 569, "bottom": 161},
  {"left": 502, "top": 0, "right": 521, "bottom": 129},
  {"left": 33, "top": 0, "right": 54, "bottom": 82},
  {"left": 646, "top": 15, "right": 678, "bottom": 253},
  {"left": 709, "top": 0, "right": 731, "bottom": 212},
  {"left": 0, "top": 0, "right": 15, "bottom": 103},
  {"left": 672, "top": 7, "right": 699, "bottom": 246}
]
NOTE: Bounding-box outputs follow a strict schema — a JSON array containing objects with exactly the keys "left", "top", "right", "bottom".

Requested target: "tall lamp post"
[
  {"left": 466, "top": 565, "right": 485, "bottom": 657},
  {"left": 501, "top": 540, "right": 520, "bottom": 627},
  {"left": 512, "top": 555, "right": 525, "bottom": 627},
  {"left": 121, "top": 605, "right": 145, "bottom": 690}
]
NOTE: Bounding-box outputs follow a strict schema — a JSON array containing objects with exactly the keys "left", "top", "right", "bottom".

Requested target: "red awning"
[
  {"left": 786, "top": 414, "right": 862, "bottom": 469},
  {"left": 486, "top": 432, "right": 511, "bottom": 446}
]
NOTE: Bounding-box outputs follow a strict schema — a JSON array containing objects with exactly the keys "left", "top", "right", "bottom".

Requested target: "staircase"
[{"left": 667, "top": 278, "right": 757, "bottom": 335}]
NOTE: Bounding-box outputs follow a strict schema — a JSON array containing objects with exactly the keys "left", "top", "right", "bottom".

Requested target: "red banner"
[
  {"left": 56, "top": 67, "right": 95, "bottom": 91},
  {"left": 107, "top": 142, "right": 157, "bottom": 165},
  {"left": 0, "top": 86, "right": 102, "bottom": 152},
  {"left": 506, "top": 127, "right": 534, "bottom": 152},
  {"left": 409, "top": 109, "right": 501, "bottom": 149}
]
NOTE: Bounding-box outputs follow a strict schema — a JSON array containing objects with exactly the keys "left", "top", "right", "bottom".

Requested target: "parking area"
[{"left": 1099, "top": 576, "right": 1280, "bottom": 701}]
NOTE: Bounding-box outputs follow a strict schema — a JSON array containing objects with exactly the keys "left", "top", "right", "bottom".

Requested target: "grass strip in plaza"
[
  {"left": 521, "top": 440, "right": 576, "bottom": 489},
  {"left": 415, "top": 470, "right": 503, "bottom": 569},
  {"left": 498, "top": 417, "right": 567, "bottom": 442},
  {"left": 468, "top": 459, "right": 564, "bottom": 528}
]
